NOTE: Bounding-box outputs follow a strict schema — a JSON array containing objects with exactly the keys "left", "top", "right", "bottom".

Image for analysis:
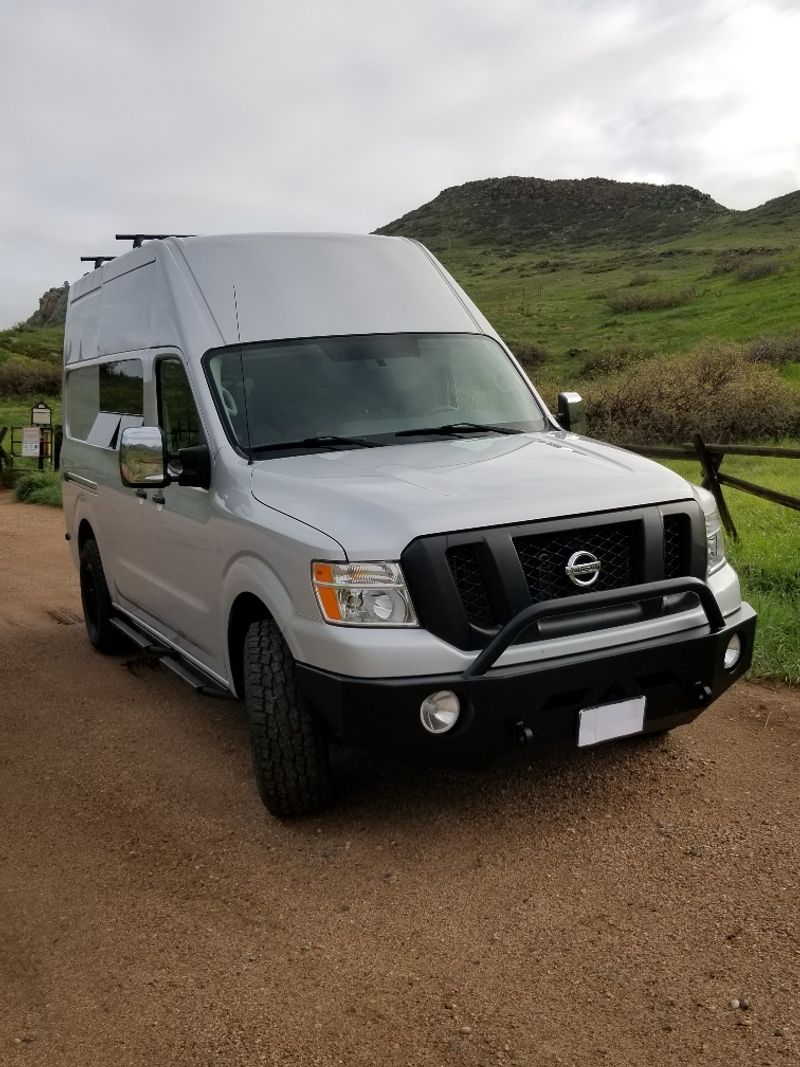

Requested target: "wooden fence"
[{"left": 628, "top": 433, "right": 800, "bottom": 540}]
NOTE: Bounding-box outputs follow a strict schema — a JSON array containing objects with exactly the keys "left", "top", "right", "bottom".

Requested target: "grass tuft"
[
  {"left": 605, "top": 287, "right": 696, "bottom": 313},
  {"left": 14, "top": 469, "right": 62, "bottom": 507}
]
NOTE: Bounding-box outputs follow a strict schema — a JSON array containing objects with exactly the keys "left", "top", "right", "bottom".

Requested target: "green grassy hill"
[{"left": 377, "top": 176, "right": 800, "bottom": 377}]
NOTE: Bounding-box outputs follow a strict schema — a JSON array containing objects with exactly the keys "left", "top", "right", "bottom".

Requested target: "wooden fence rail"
[{"left": 627, "top": 433, "right": 800, "bottom": 539}]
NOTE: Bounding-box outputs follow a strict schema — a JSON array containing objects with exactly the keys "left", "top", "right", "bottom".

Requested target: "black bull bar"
[{"left": 463, "top": 577, "right": 726, "bottom": 679}]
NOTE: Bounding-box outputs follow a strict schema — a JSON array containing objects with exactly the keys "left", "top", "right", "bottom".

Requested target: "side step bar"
[
  {"left": 111, "top": 617, "right": 233, "bottom": 699},
  {"left": 111, "top": 616, "right": 169, "bottom": 655}
]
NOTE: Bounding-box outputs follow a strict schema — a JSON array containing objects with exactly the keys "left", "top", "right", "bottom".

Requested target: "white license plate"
[{"left": 577, "top": 696, "right": 646, "bottom": 747}]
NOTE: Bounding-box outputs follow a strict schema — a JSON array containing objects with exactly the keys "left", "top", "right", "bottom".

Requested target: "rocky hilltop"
[
  {"left": 25, "top": 283, "right": 69, "bottom": 328},
  {"left": 377, "top": 176, "right": 731, "bottom": 249}
]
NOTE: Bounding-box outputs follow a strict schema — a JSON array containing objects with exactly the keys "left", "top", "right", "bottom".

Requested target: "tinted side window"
[
  {"left": 158, "top": 359, "right": 203, "bottom": 457},
  {"left": 66, "top": 358, "right": 143, "bottom": 445},
  {"left": 99, "top": 361, "right": 144, "bottom": 417}
]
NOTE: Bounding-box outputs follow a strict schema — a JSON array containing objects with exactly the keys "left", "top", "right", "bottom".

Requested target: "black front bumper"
[{"left": 298, "top": 598, "right": 756, "bottom": 758}]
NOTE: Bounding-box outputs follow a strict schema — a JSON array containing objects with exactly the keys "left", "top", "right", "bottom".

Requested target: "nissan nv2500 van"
[{"left": 61, "top": 233, "right": 756, "bottom": 816}]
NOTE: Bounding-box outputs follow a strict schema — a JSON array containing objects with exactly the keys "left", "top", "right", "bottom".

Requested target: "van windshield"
[{"left": 205, "top": 333, "right": 549, "bottom": 454}]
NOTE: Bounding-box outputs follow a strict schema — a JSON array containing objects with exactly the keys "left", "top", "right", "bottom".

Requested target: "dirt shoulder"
[{"left": 1, "top": 492, "right": 798, "bottom": 1066}]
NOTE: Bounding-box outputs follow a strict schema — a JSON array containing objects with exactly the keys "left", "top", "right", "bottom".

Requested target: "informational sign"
[
  {"left": 21, "top": 426, "right": 41, "bottom": 458},
  {"left": 31, "top": 402, "right": 52, "bottom": 426}
]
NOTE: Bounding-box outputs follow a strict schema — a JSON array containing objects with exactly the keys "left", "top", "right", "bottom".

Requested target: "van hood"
[{"left": 249, "top": 432, "right": 693, "bottom": 558}]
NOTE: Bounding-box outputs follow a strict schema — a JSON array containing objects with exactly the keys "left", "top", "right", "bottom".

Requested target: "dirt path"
[{"left": 1, "top": 491, "right": 798, "bottom": 1066}]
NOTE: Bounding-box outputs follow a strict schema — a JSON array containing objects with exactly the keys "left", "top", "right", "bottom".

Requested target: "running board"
[
  {"left": 111, "top": 616, "right": 169, "bottom": 655},
  {"left": 111, "top": 616, "right": 232, "bottom": 699},
  {"left": 159, "top": 656, "right": 232, "bottom": 699}
]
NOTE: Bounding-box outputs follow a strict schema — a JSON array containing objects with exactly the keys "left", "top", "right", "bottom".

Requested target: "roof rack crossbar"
[
  {"left": 80, "top": 255, "right": 116, "bottom": 270},
  {"left": 115, "top": 233, "right": 195, "bottom": 248}
]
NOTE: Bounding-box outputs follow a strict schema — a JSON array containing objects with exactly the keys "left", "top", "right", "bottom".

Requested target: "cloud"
[{"left": 2, "top": 0, "right": 799, "bottom": 325}]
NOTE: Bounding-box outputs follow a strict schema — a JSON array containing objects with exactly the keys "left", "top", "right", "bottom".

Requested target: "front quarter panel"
[{"left": 216, "top": 477, "right": 346, "bottom": 683}]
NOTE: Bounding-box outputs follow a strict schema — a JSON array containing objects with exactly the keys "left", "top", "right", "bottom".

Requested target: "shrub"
[
  {"left": 534, "top": 258, "right": 567, "bottom": 272},
  {"left": 583, "top": 344, "right": 800, "bottom": 444},
  {"left": 736, "top": 258, "right": 782, "bottom": 281},
  {"left": 712, "top": 253, "right": 744, "bottom": 275},
  {"left": 0, "top": 360, "right": 62, "bottom": 397},
  {"left": 14, "top": 469, "right": 62, "bottom": 507},
  {"left": 745, "top": 334, "right": 800, "bottom": 366},
  {"left": 605, "top": 287, "right": 696, "bottom": 313},
  {"left": 505, "top": 340, "right": 550, "bottom": 367},
  {"left": 580, "top": 346, "right": 653, "bottom": 379},
  {"left": 627, "top": 272, "right": 659, "bottom": 287},
  {"left": 712, "top": 253, "right": 783, "bottom": 280}
]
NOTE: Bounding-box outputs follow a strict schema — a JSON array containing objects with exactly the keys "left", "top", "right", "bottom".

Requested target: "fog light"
[
  {"left": 420, "top": 690, "right": 461, "bottom": 734},
  {"left": 724, "top": 633, "right": 742, "bottom": 671}
]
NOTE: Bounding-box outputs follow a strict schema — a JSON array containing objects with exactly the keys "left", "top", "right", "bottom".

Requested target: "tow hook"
[
  {"left": 515, "top": 721, "right": 534, "bottom": 746},
  {"left": 694, "top": 683, "right": 713, "bottom": 704}
]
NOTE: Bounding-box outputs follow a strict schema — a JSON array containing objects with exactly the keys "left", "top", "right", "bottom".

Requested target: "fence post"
[
  {"left": 692, "top": 432, "right": 738, "bottom": 540},
  {"left": 54, "top": 425, "right": 63, "bottom": 472}
]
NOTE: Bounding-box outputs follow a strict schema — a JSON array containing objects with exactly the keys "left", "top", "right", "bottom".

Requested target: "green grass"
[
  {"left": 0, "top": 323, "right": 64, "bottom": 362},
  {"left": 13, "top": 469, "right": 62, "bottom": 507},
  {"left": 664, "top": 452, "right": 800, "bottom": 685},
  {"left": 440, "top": 241, "right": 800, "bottom": 378}
]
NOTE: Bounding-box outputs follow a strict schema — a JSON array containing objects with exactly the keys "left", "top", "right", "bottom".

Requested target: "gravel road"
[{"left": 1, "top": 492, "right": 798, "bottom": 1066}]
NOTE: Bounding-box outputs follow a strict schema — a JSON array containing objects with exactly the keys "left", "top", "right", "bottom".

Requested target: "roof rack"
[
  {"left": 115, "top": 233, "right": 195, "bottom": 249},
  {"left": 80, "top": 255, "right": 116, "bottom": 270}
]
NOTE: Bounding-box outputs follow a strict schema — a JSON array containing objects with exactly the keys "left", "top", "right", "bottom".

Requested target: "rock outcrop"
[{"left": 25, "top": 283, "right": 69, "bottom": 327}]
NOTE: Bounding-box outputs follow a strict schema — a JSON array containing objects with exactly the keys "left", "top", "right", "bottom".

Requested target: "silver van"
[{"left": 62, "top": 233, "right": 756, "bottom": 816}]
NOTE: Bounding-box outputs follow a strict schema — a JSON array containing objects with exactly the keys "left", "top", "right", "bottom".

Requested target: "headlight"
[
  {"left": 691, "top": 485, "right": 726, "bottom": 575},
  {"left": 312, "top": 561, "right": 418, "bottom": 626},
  {"left": 705, "top": 512, "right": 726, "bottom": 574}
]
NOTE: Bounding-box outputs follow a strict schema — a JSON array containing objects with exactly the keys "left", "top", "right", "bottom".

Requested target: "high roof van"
[{"left": 62, "top": 233, "right": 756, "bottom": 816}]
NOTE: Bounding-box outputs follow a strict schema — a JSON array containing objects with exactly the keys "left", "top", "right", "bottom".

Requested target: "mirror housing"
[
  {"left": 556, "top": 391, "right": 586, "bottom": 434},
  {"left": 172, "top": 445, "right": 211, "bottom": 490},
  {"left": 120, "top": 426, "right": 170, "bottom": 488}
]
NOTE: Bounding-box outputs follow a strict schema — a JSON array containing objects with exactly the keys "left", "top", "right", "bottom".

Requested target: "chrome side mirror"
[
  {"left": 119, "top": 426, "right": 169, "bottom": 488},
  {"left": 556, "top": 391, "right": 586, "bottom": 435}
]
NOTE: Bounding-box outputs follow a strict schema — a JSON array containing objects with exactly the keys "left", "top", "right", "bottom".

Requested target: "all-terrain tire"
[
  {"left": 243, "top": 618, "right": 333, "bottom": 817},
  {"left": 79, "top": 539, "right": 121, "bottom": 653}
]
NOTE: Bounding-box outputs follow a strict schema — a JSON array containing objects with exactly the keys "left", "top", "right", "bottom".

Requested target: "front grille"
[
  {"left": 401, "top": 505, "right": 702, "bottom": 652},
  {"left": 664, "top": 513, "right": 691, "bottom": 578},
  {"left": 514, "top": 522, "right": 637, "bottom": 603},
  {"left": 446, "top": 545, "right": 496, "bottom": 628}
]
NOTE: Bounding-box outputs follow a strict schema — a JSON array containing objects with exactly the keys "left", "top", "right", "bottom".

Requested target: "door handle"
[{"left": 152, "top": 491, "right": 166, "bottom": 506}]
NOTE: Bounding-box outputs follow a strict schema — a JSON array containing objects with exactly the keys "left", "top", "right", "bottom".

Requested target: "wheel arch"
[
  {"left": 227, "top": 592, "right": 272, "bottom": 700},
  {"left": 77, "top": 518, "right": 96, "bottom": 551}
]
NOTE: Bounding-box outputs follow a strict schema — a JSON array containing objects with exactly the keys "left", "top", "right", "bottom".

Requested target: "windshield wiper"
[
  {"left": 394, "top": 422, "right": 523, "bottom": 438},
  {"left": 250, "top": 434, "right": 379, "bottom": 453}
]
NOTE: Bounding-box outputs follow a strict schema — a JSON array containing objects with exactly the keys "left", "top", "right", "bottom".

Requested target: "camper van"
[{"left": 61, "top": 233, "right": 756, "bottom": 816}]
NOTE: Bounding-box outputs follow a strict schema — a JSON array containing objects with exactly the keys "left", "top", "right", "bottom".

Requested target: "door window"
[{"left": 157, "top": 358, "right": 204, "bottom": 458}]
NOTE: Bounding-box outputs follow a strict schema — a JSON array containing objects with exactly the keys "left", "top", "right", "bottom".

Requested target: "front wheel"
[
  {"left": 79, "top": 539, "right": 121, "bottom": 653},
  {"left": 243, "top": 618, "right": 332, "bottom": 817}
]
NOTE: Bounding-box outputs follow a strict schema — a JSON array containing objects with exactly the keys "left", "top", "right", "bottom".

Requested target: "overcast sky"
[{"left": 2, "top": 0, "right": 799, "bottom": 327}]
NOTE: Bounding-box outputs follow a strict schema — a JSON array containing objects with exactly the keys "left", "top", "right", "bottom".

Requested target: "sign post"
[{"left": 31, "top": 402, "right": 52, "bottom": 427}]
